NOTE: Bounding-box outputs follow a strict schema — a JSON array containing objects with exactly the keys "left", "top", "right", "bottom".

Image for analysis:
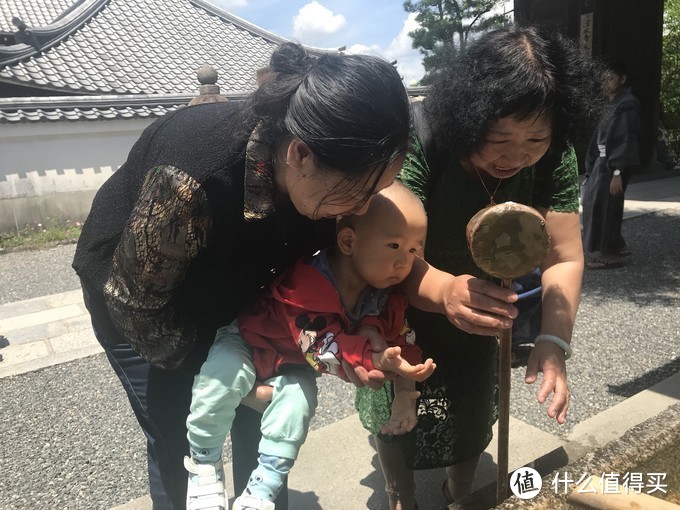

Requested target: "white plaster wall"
[
  {"left": 0, "top": 117, "right": 155, "bottom": 233},
  {"left": 0, "top": 118, "right": 153, "bottom": 197}
]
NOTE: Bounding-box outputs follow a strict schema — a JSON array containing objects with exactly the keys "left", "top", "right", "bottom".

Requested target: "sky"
[{"left": 207, "top": 0, "right": 427, "bottom": 85}]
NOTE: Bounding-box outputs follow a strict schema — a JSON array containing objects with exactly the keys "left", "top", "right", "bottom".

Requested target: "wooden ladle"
[{"left": 466, "top": 201, "right": 550, "bottom": 504}]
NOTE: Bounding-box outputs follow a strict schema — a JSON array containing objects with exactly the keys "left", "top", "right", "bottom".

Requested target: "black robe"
[{"left": 582, "top": 88, "right": 640, "bottom": 258}]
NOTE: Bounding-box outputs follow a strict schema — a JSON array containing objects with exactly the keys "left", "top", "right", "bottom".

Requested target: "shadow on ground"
[
  {"left": 582, "top": 211, "right": 680, "bottom": 308},
  {"left": 607, "top": 357, "right": 680, "bottom": 398}
]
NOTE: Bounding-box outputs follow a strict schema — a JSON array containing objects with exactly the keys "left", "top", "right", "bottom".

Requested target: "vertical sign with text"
[{"left": 580, "top": 12, "right": 594, "bottom": 56}]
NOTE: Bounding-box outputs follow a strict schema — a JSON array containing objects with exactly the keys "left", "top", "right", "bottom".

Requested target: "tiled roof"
[
  {"left": 1, "top": 103, "right": 178, "bottom": 121},
  {"left": 0, "top": 87, "right": 427, "bottom": 124},
  {"left": 0, "top": 0, "right": 292, "bottom": 95},
  {"left": 0, "top": 0, "right": 77, "bottom": 33},
  {"left": 0, "top": 91, "right": 249, "bottom": 123}
]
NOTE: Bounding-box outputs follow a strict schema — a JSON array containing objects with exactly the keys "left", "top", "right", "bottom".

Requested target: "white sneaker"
[
  {"left": 184, "top": 455, "right": 228, "bottom": 510},
  {"left": 231, "top": 493, "right": 276, "bottom": 510}
]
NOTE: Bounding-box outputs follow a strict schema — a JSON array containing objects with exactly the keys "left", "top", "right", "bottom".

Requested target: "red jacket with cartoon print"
[{"left": 238, "top": 256, "right": 422, "bottom": 381}]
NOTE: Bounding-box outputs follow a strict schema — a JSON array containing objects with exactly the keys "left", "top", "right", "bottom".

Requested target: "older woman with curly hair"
[{"left": 355, "top": 24, "right": 603, "bottom": 509}]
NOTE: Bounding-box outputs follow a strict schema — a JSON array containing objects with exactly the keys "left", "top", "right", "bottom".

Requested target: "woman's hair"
[
  {"left": 425, "top": 24, "right": 604, "bottom": 158},
  {"left": 243, "top": 42, "right": 411, "bottom": 206}
]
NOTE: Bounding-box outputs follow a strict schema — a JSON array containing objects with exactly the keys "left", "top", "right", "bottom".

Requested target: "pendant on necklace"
[{"left": 474, "top": 166, "right": 502, "bottom": 207}]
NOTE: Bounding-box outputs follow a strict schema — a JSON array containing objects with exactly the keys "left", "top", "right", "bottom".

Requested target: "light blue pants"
[{"left": 186, "top": 321, "right": 318, "bottom": 462}]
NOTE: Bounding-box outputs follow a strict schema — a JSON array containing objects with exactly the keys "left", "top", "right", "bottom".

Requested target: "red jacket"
[{"left": 238, "top": 257, "right": 421, "bottom": 380}]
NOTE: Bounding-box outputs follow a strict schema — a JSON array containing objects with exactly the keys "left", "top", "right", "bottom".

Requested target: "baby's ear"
[{"left": 336, "top": 226, "right": 355, "bottom": 256}]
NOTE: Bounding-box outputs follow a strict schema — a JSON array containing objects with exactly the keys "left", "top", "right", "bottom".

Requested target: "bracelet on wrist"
[{"left": 534, "top": 334, "right": 572, "bottom": 360}]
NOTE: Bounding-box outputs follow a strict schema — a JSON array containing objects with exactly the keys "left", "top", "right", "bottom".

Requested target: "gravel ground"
[
  {"left": 0, "top": 243, "right": 357, "bottom": 509},
  {"left": 509, "top": 209, "right": 680, "bottom": 436},
  {"left": 0, "top": 209, "right": 679, "bottom": 509},
  {"left": 0, "top": 242, "right": 81, "bottom": 305},
  {"left": 0, "top": 355, "right": 357, "bottom": 510}
]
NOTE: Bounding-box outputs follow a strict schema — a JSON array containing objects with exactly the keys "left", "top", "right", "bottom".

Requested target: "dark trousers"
[
  {"left": 582, "top": 164, "right": 631, "bottom": 257},
  {"left": 81, "top": 285, "right": 288, "bottom": 509}
]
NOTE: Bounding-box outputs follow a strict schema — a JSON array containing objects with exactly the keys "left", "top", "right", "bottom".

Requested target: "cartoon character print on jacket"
[
  {"left": 401, "top": 318, "right": 416, "bottom": 346},
  {"left": 294, "top": 314, "right": 341, "bottom": 374}
]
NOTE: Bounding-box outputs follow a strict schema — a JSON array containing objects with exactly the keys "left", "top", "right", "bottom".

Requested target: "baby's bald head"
[{"left": 338, "top": 181, "right": 426, "bottom": 233}]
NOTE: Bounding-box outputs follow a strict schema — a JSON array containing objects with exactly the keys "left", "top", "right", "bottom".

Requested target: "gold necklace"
[{"left": 474, "top": 166, "right": 502, "bottom": 206}]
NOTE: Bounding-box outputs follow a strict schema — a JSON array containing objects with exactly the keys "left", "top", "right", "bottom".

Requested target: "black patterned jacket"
[{"left": 73, "top": 101, "right": 334, "bottom": 369}]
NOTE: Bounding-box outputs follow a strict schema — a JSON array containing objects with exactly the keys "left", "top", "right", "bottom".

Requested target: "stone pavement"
[
  {"left": 1, "top": 174, "right": 680, "bottom": 509},
  {"left": 0, "top": 289, "right": 101, "bottom": 379}
]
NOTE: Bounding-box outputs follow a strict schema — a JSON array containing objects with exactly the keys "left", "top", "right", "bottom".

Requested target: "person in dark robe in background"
[{"left": 582, "top": 60, "right": 640, "bottom": 269}]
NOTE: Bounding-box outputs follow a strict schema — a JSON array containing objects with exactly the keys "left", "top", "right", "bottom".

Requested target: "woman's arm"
[
  {"left": 526, "top": 208, "right": 583, "bottom": 424},
  {"left": 104, "top": 165, "right": 212, "bottom": 369},
  {"left": 397, "top": 125, "right": 517, "bottom": 336},
  {"left": 537, "top": 209, "right": 583, "bottom": 342},
  {"left": 401, "top": 257, "right": 517, "bottom": 336}
]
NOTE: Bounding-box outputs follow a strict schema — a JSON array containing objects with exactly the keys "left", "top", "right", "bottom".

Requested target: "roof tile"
[
  {"left": 0, "top": 0, "right": 287, "bottom": 95},
  {"left": 0, "top": 0, "right": 76, "bottom": 32},
  {"left": 0, "top": 0, "right": 343, "bottom": 123}
]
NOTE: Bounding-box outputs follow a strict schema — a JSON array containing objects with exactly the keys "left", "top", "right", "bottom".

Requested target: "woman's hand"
[
  {"left": 442, "top": 274, "right": 518, "bottom": 336},
  {"left": 340, "top": 326, "right": 395, "bottom": 389},
  {"left": 404, "top": 259, "right": 517, "bottom": 336},
  {"left": 525, "top": 341, "right": 570, "bottom": 424}
]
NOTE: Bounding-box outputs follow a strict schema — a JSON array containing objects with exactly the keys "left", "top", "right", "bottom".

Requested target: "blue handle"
[{"left": 517, "top": 286, "right": 542, "bottom": 300}]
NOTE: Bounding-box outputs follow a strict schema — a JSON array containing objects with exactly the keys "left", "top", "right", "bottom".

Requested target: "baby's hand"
[
  {"left": 380, "top": 390, "right": 420, "bottom": 436},
  {"left": 411, "top": 358, "right": 436, "bottom": 381},
  {"left": 373, "top": 347, "right": 436, "bottom": 382}
]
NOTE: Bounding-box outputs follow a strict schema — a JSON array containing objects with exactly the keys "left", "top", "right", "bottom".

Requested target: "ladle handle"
[{"left": 497, "top": 277, "right": 512, "bottom": 504}]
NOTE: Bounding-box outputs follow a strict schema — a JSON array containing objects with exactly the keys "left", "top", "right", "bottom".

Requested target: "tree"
[
  {"left": 404, "top": 0, "right": 510, "bottom": 84},
  {"left": 662, "top": 0, "right": 680, "bottom": 155}
]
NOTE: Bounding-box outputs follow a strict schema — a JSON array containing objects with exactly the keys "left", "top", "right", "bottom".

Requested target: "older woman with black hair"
[
  {"left": 73, "top": 42, "right": 414, "bottom": 510},
  {"left": 356, "top": 24, "right": 603, "bottom": 509}
]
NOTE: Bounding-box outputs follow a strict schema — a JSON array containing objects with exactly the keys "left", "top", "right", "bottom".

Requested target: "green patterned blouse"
[{"left": 401, "top": 139, "right": 580, "bottom": 277}]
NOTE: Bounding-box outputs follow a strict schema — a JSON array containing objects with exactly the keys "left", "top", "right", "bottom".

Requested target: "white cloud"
[
  {"left": 385, "top": 13, "right": 424, "bottom": 85},
  {"left": 346, "top": 43, "right": 381, "bottom": 55},
  {"left": 347, "top": 13, "right": 424, "bottom": 86},
  {"left": 292, "top": 2, "right": 346, "bottom": 40},
  {"left": 384, "top": 13, "right": 419, "bottom": 60}
]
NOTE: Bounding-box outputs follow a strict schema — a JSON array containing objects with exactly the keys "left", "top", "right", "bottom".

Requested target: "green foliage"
[
  {"left": 403, "top": 0, "right": 510, "bottom": 84},
  {"left": 0, "top": 217, "right": 82, "bottom": 253},
  {"left": 662, "top": 0, "right": 680, "bottom": 156}
]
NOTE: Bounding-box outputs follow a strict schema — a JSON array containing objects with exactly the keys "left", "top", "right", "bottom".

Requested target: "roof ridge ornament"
[
  {"left": 12, "top": 17, "right": 41, "bottom": 50},
  {"left": 188, "top": 64, "right": 227, "bottom": 106}
]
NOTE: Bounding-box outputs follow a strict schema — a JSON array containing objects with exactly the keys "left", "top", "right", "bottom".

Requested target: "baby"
[{"left": 185, "top": 181, "right": 434, "bottom": 510}]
